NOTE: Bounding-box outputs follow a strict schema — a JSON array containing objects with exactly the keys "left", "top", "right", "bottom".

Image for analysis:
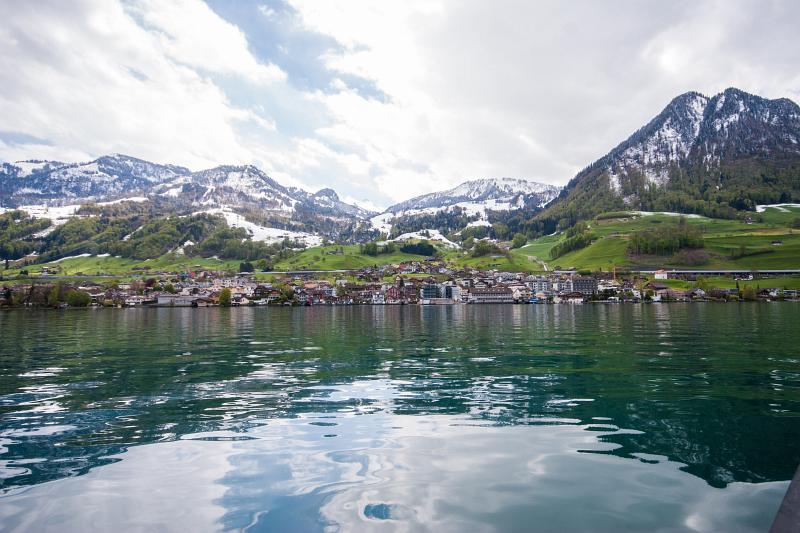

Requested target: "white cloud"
[
  {"left": 1, "top": 0, "right": 799, "bottom": 209},
  {"left": 128, "top": 0, "right": 286, "bottom": 85},
  {"left": 288, "top": 0, "right": 800, "bottom": 202},
  {"left": 0, "top": 0, "right": 275, "bottom": 170}
]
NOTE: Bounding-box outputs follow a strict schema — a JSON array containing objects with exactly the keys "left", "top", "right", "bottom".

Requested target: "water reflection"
[{"left": 0, "top": 304, "right": 798, "bottom": 531}]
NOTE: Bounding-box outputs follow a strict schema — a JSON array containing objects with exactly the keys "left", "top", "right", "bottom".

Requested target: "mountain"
[
  {"left": 295, "top": 188, "right": 374, "bottom": 219},
  {"left": 0, "top": 155, "right": 378, "bottom": 242},
  {"left": 373, "top": 178, "right": 560, "bottom": 236},
  {"left": 537, "top": 87, "right": 800, "bottom": 230},
  {"left": 386, "top": 178, "right": 560, "bottom": 213},
  {"left": 1, "top": 154, "right": 190, "bottom": 204}
]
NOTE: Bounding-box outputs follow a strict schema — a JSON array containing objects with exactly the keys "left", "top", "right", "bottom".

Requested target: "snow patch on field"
[
  {"left": 370, "top": 212, "right": 394, "bottom": 233},
  {"left": 197, "top": 207, "right": 322, "bottom": 247},
  {"left": 13, "top": 161, "right": 53, "bottom": 177},
  {"left": 50, "top": 253, "right": 92, "bottom": 263},
  {"left": 383, "top": 229, "right": 458, "bottom": 248},
  {"left": 756, "top": 203, "right": 800, "bottom": 213},
  {"left": 97, "top": 196, "right": 148, "bottom": 205},
  {"left": 19, "top": 204, "right": 82, "bottom": 222},
  {"left": 466, "top": 219, "right": 492, "bottom": 227},
  {"left": 631, "top": 211, "right": 703, "bottom": 219}
]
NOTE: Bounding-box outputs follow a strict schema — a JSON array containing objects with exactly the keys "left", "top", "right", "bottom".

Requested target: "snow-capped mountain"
[
  {"left": 371, "top": 178, "right": 560, "bottom": 235},
  {"left": 386, "top": 178, "right": 560, "bottom": 213},
  {"left": 0, "top": 154, "right": 383, "bottom": 242},
  {"left": 597, "top": 88, "right": 800, "bottom": 193},
  {"left": 1, "top": 154, "right": 190, "bottom": 204},
  {"left": 539, "top": 87, "right": 800, "bottom": 225},
  {"left": 0, "top": 155, "right": 375, "bottom": 224},
  {"left": 158, "top": 165, "right": 299, "bottom": 213},
  {"left": 295, "top": 188, "right": 374, "bottom": 219}
]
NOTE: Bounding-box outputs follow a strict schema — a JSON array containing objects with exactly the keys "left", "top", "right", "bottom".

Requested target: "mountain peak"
[
  {"left": 313, "top": 188, "right": 339, "bottom": 201},
  {"left": 385, "top": 177, "right": 560, "bottom": 214},
  {"left": 538, "top": 87, "right": 800, "bottom": 226}
]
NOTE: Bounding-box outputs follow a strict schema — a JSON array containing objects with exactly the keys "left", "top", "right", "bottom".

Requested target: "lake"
[{"left": 0, "top": 304, "right": 798, "bottom": 532}]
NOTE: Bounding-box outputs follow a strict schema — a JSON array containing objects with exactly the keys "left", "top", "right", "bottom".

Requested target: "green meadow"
[{"left": 522, "top": 207, "right": 800, "bottom": 271}]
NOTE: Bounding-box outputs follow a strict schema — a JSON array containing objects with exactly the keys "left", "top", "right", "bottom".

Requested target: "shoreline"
[{"left": 3, "top": 299, "right": 799, "bottom": 311}]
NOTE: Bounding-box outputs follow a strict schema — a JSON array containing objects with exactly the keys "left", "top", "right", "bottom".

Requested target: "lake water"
[{"left": 0, "top": 304, "right": 798, "bottom": 532}]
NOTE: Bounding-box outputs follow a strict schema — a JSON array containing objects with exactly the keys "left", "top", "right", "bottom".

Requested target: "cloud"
[
  {"left": 0, "top": 0, "right": 276, "bottom": 170},
  {"left": 127, "top": 0, "right": 286, "bottom": 85},
  {"left": 287, "top": 0, "right": 800, "bottom": 202},
  {"left": 1, "top": 0, "right": 799, "bottom": 209}
]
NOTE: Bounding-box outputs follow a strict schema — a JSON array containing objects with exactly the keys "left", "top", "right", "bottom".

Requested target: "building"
[
  {"left": 468, "top": 287, "right": 514, "bottom": 304},
  {"left": 559, "top": 291, "right": 586, "bottom": 304},
  {"left": 156, "top": 294, "right": 199, "bottom": 306},
  {"left": 572, "top": 276, "right": 598, "bottom": 296},
  {"left": 420, "top": 283, "right": 441, "bottom": 300},
  {"left": 443, "top": 284, "right": 461, "bottom": 301}
]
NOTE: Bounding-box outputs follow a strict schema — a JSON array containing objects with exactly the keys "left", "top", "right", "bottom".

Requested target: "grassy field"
[
  {"left": 442, "top": 248, "right": 544, "bottom": 272},
  {"left": 3, "top": 254, "right": 242, "bottom": 279},
  {"left": 3, "top": 207, "right": 798, "bottom": 279},
  {"left": 272, "top": 245, "right": 430, "bottom": 270},
  {"left": 524, "top": 207, "right": 800, "bottom": 271},
  {"left": 637, "top": 275, "right": 800, "bottom": 291}
]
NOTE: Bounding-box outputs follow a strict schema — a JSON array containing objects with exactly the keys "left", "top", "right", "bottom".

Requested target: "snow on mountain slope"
[
  {"left": 12, "top": 160, "right": 64, "bottom": 177},
  {"left": 382, "top": 229, "right": 459, "bottom": 248},
  {"left": 373, "top": 178, "right": 560, "bottom": 234},
  {"left": 386, "top": 178, "right": 560, "bottom": 214},
  {"left": 596, "top": 88, "right": 800, "bottom": 194},
  {"left": 197, "top": 207, "right": 323, "bottom": 247},
  {"left": 3, "top": 156, "right": 562, "bottom": 246},
  {"left": 1, "top": 154, "right": 190, "bottom": 205}
]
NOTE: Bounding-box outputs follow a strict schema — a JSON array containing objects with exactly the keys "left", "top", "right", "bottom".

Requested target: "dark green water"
[{"left": 0, "top": 304, "right": 798, "bottom": 532}]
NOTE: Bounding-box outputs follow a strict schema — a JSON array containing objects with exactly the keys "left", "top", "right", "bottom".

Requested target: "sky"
[{"left": 1, "top": 0, "right": 799, "bottom": 210}]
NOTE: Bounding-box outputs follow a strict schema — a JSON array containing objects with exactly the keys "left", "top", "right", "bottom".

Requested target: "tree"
[
  {"left": 492, "top": 222, "right": 509, "bottom": 240},
  {"left": 741, "top": 286, "right": 757, "bottom": 301},
  {"left": 511, "top": 233, "right": 527, "bottom": 249},
  {"left": 47, "top": 284, "right": 62, "bottom": 307},
  {"left": 239, "top": 261, "right": 254, "bottom": 272},
  {"left": 65, "top": 289, "right": 91, "bottom": 307},
  {"left": 472, "top": 240, "right": 498, "bottom": 257},
  {"left": 219, "top": 288, "right": 232, "bottom": 307},
  {"left": 362, "top": 242, "right": 379, "bottom": 256},
  {"left": 695, "top": 276, "right": 712, "bottom": 292}
]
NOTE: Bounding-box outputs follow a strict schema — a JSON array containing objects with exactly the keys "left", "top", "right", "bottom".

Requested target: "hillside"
[
  {"left": 520, "top": 205, "right": 800, "bottom": 271},
  {"left": 532, "top": 88, "right": 800, "bottom": 233},
  {"left": 0, "top": 155, "right": 377, "bottom": 243},
  {"left": 373, "top": 178, "right": 560, "bottom": 237}
]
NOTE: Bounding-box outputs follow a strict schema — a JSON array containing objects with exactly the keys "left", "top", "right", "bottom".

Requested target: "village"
[{"left": 2, "top": 259, "right": 799, "bottom": 308}]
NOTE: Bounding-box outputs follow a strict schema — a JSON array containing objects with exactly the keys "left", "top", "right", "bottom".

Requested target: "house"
[
  {"left": 385, "top": 286, "right": 403, "bottom": 303},
  {"left": 559, "top": 291, "right": 585, "bottom": 304},
  {"left": 508, "top": 284, "right": 531, "bottom": 302},
  {"left": 654, "top": 269, "right": 669, "bottom": 280},
  {"left": 686, "top": 288, "right": 706, "bottom": 299},
  {"left": 657, "top": 288, "right": 686, "bottom": 301},
  {"left": 124, "top": 295, "right": 149, "bottom": 306}
]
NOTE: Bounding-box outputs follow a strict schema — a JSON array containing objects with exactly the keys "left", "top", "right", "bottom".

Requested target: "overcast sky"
[{"left": 1, "top": 0, "right": 798, "bottom": 209}]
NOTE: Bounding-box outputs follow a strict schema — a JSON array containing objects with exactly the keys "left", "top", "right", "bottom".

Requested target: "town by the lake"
[{"left": 3, "top": 262, "right": 800, "bottom": 309}]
